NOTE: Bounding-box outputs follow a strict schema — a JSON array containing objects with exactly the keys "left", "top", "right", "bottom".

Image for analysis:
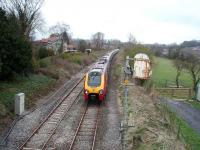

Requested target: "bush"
[
  {"left": 32, "top": 57, "right": 39, "bottom": 71},
  {"left": 0, "top": 102, "right": 7, "bottom": 117},
  {"left": 38, "top": 47, "right": 49, "bottom": 59},
  {"left": 47, "top": 49, "right": 55, "bottom": 56},
  {"left": 144, "top": 78, "right": 154, "bottom": 92},
  {"left": 124, "top": 44, "right": 154, "bottom": 66},
  {"left": 61, "top": 53, "right": 82, "bottom": 65},
  {"left": 78, "top": 39, "right": 87, "bottom": 52},
  {"left": 39, "top": 60, "right": 48, "bottom": 68}
]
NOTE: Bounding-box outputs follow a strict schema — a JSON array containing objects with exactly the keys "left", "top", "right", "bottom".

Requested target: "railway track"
[
  {"left": 19, "top": 77, "right": 84, "bottom": 150},
  {"left": 69, "top": 102, "right": 100, "bottom": 150}
]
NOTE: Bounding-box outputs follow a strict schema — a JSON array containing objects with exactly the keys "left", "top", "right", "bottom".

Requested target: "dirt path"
[{"left": 164, "top": 99, "right": 200, "bottom": 134}]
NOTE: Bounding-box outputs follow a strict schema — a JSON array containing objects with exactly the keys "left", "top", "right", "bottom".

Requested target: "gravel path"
[{"left": 164, "top": 99, "right": 200, "bottom": 134}]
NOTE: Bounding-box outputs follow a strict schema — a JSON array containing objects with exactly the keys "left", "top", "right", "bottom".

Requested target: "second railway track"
[
  {"left": 69, "top": 102, "right": 100, "bottom": 150},
  {"left": 19, "top": 77, "right": 84, "bottom": 150}
]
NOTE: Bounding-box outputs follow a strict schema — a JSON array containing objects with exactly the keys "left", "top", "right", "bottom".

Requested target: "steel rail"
[
  {"left": 19, "top": 77, "right": 84, "bottom": 150},
  {"left": 68, "top": 103, "right": 88, "bottom": 150},
  {"left": 91, "top": 105, "right": 100, "bottom": 150},
  {"left": 69, "top": 103, "right": 100, "bottom": 150}
]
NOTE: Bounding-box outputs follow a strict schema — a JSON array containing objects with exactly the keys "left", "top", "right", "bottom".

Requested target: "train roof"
[
  {"left": 92, "top": 63, "right": 104, "bottom": 69},
  {"left": 89, "top": 68, "right": 103, "bottom": 74},
  {"left": 134, "top": 53, "right": 150, "bottom": 60},
  {"left": 98, "top": 60, "right": 106, "bottom": 64}
]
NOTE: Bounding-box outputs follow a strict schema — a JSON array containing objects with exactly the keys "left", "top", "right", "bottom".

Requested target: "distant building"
[
  {"left": 162, "top": 48, "right": 169, "bottom": 55},
  {"left": 63, "top": 44, "right": 78, "bottom": 53},
  {"left": 34, "top": 34, "right": 62, "bottom": 54}
]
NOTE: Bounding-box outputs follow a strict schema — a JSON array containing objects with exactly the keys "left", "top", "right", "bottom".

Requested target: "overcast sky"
[{"left": 40, "top": 0, "right": 200, "bottom": 44}]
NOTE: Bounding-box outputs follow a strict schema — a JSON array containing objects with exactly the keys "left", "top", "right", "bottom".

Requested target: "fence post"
[
  {"left": 171, "top": 89, "right": 174, "bottom": 97},
  {"left": 189, "top": 89, "right": 191, "bottom": 99},
  {"left": 165, "top": 80, "right": 168, "bottom": 87}
]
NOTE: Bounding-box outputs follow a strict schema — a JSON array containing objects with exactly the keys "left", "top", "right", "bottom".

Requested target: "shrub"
[
  {"left": 124, "top": 44, "right": 154, "bottom": 66},
  {"left": 39, "top": 60, "right": 48, "bottom": 68},
  {"left": 38, "top": 47, "right": 49, "bottom": 59},
  {"left": 0, "top": 102, "right": 7, "bottom": 117},
  {"left": 47, "top": 49, "right": 55, "bottom": 56},
  {"left": 38, "top": 68, "right": 59, "bottom": 79},
  {"left": 32, "top": 57, "right": 39, "bottom": 71},
  {"left": 78, "top": 39, "right": 87, "bottom": 52},
  {"left": 61, "top": 53, "right": 82, "bottom": 65}
]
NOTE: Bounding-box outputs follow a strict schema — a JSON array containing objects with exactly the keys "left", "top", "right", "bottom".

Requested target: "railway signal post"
[{"left": 121, "top": 56, "right": 134, "bottom": 150}]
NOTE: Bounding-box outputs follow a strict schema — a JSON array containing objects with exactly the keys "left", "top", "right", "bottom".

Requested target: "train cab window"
[{"left": 88, "top": 72, "right": 101, "bottom": 87}]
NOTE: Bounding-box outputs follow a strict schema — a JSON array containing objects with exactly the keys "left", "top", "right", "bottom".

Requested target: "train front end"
[{"left": 84, "top": 69, "right": 106, "bottom": 102}]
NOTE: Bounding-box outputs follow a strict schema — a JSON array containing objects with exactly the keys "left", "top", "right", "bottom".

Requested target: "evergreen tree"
[{"left": 0, "top": 8, "right": 32, "bottom": 80}]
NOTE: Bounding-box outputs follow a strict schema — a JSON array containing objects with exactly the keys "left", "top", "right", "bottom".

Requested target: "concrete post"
[
  {"left": 197, "top": 83, "right": 200, "bottom": 101},
  {"left": 15, "top": 93, "right": 25, "bottom": 115}
]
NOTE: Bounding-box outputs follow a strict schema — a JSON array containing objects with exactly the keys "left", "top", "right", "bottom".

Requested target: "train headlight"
[
  {"left": 85, "top": 90, "right": 88, "bottom": 94},
  {"left": 99, "top": 89, "right": 104, "bottom": 95}
]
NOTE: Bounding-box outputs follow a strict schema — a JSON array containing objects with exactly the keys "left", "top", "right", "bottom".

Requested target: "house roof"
[{"left": 34, "top": 34, "right": 61, "bottom": 46}]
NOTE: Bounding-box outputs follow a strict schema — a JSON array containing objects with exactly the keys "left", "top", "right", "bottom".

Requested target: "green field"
[{"left": 152, "top": 57, "right": 193, "bottom": 87}]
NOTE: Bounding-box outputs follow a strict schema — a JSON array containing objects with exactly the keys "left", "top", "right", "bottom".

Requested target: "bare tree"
[
  {"left": 92, "top": 32, "right": 104, "bottom": 50},
  {"left": 78, "top": 39, "right": 87, "bottom": 52},
  {"left": 49, "top": 23, "right": 71, "bottom": 43},
  {"left": 105, "top": 39, "right": 121, "bottom": 49},
  {"left": 49, "top": 23, "right": 71, "bottom": 54},
  {"left": 173, "top": 60, "right": 184, "bottom": 88},
  {"left": 184, "top": 53, "right": 200, "bottom": 93},
  {"left": 1, "top": 0, "right": 44, "bottom": 39},
  {"left": 128, "top": 33, "right": 136, "bottom": 48}
]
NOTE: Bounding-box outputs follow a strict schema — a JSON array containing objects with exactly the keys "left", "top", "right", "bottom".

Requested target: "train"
[
  {"left": 84, "top": 50, "right": 119, "bottom": 102},
  {"left": 133, "top": 53, "right": 152, "bottom": 80}
]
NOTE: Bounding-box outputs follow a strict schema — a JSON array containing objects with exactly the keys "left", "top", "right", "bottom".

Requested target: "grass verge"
[
  {"left": 186, "top": 100, "right": 200, "bottom": 110},
  {"left": 176, "top": 116, "right": 200, "bottom": 149},
  {"left": 158, "top": 101, "right": 200, "bottom": 149},
  {"left": 0, "top": 74, "right": 55, "bottom": 115}
]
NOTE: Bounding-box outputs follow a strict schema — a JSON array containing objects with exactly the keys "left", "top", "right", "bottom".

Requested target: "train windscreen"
[{"left": 88, "top": 72, "right": 101, "bottom": 87}]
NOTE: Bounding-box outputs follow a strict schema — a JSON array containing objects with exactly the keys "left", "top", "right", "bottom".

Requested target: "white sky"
[{"left": 40, "top": 0, "right": 200, "bottom": 44}]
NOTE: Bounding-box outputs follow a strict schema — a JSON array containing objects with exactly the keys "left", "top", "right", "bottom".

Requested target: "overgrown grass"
[
  {"left": 153, "top": 57, "right": 193, "bottom": 87},
  {"left": 186, "top": 100, "right": 200, "bottom": 110},
  {"left": 0, "top": 74, "right": 55, "bottom": 115},
  {"left": 62, "top": 53, "right": 83, "bottom": 64},
  {"left": 39, "top": 57, "right": 51, "bottom": 68},
  {"left": 176, "top": 116, "right": 200, "bottom": 149},
  {"left": 158, "top": 102, "right": 200, "bottom": 149},
  {"left": 61, "top": 52, "right": 98, "bottom": 65}
]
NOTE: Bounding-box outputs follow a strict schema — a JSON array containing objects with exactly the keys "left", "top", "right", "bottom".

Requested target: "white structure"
[
  {"left": 133, "top": 53, "right": 152, "bottom": 80},
  {"left": 85, "top": 49, "right": 92, "bottom": 53},
  {"left": 15, "top": 93, "right": 25, "bottom": 115},
  {"left": 197, "top": 83, "right": 200, "bottom": 101}
]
